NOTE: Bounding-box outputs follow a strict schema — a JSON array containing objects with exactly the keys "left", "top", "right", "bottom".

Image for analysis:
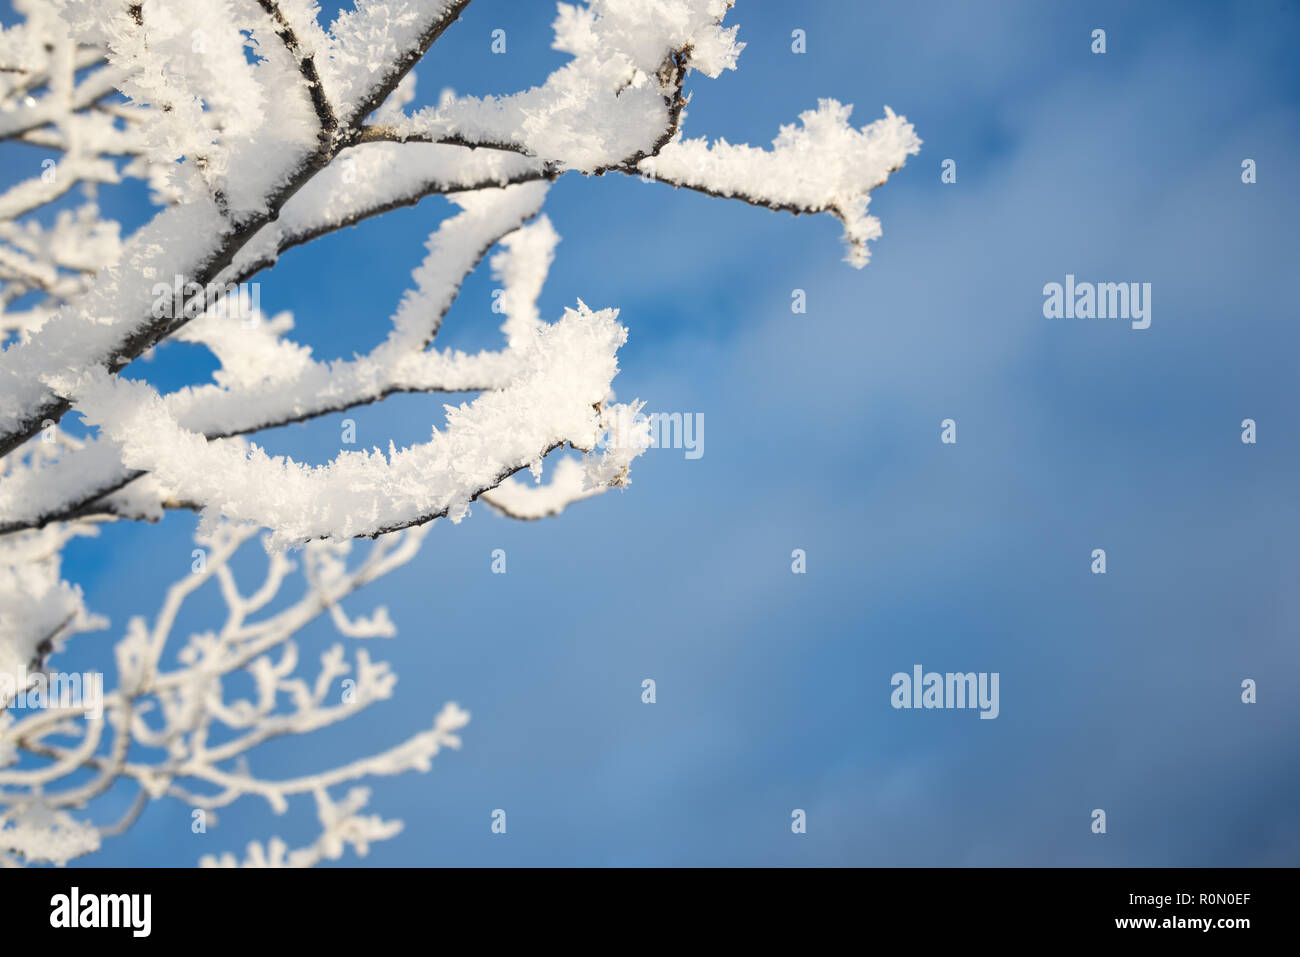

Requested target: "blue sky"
[{"left": 9, "top": 0, "right": 1298, "bottom": 865}]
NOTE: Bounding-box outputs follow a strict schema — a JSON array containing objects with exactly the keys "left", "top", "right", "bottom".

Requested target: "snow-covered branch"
[
  {"left": 0, "top": 0, "right": 919, "bottom": 866},
  {"left": 1, "top": 520, "right": 464, "bottom": 866}
]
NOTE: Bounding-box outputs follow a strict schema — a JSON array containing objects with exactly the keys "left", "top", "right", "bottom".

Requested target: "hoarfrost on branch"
[{"left": 0, "top": 0, "right": 918, "bottom": 866}]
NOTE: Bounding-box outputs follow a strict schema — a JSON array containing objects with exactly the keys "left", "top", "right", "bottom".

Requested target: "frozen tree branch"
[
  {"left": 0, "top": 0, "right": 919, "bottom": 865},
  {"left": 1, "top": 520, "right": 465, "bottom": 866}
]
